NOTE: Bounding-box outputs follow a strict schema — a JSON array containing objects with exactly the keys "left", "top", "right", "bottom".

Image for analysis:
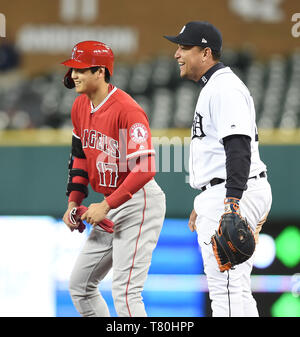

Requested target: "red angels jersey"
[{"left": 71, "top": 84, "right": 155, "bottom": 195}]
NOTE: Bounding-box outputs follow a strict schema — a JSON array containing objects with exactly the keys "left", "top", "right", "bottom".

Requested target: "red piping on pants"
[{"left": 125, "top": 187, "right": 147, "bottom": 317}]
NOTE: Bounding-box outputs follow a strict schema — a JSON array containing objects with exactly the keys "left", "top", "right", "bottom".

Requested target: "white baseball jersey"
[{"left": 189, "top": 66, "right": 266, "bottom": 190}]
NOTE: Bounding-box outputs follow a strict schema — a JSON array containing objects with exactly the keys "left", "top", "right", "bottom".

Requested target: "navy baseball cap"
[{"left": 164, "top": 21, "right": 222, "bottom": 52}]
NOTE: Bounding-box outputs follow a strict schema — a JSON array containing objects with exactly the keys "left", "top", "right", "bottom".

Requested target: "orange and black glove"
[{"left": 211, "top": 198, "right": 255, "bottom": 272}]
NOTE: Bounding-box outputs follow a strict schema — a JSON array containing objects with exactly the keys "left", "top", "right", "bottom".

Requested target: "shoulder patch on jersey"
[{"left": 129, "top": 123, "right": 148, "bottom": 144}]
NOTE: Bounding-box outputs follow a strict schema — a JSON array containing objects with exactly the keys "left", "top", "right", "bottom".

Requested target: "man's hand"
[
  {"left": 62, "top": 201, "right": 79, "bottom": 232},
  {"left": 188, "top": 209, "right": 197, "bottom": 232},
  {"left": 81, "top": 200, "right": 111, "bottom": 226}
]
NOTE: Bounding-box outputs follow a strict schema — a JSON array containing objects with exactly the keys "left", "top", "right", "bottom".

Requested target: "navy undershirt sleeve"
[{"left": 223, "top": 134, "right": 251, "bottom": 199}]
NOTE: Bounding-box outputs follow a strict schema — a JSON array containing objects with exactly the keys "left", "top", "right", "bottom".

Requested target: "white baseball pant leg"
[
  {"left": 194, "top": 177, "right": 272, "bottom": 317},
  {"left": 69, "top": 179, "right": 166, "bottom": 317},
  {"left": 68, "top": 227, "right": 113, "bottom": 317}
]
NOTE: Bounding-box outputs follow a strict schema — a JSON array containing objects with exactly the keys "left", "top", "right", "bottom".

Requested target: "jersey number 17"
[{"left": 97, "top": 161, "right": 118, "bottom": 188}]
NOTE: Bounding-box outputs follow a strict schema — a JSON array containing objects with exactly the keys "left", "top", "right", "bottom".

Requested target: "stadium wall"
[{"left": 1, "top": 141, "right": 299, "bottom": 222}]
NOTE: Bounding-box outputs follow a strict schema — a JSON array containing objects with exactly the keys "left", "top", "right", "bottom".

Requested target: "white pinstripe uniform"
[
  {"left": 164, "top": 19, "right": 272, "bottom": 317},
  {"left": 191, "top": 66, "right": 272, "bottom": 316}
]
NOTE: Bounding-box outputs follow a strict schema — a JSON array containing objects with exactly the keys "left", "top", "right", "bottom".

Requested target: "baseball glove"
[
  {"left": 211, "top": 198, "right": 256, "bottom": 272},
  {"left": 69, "top": 205, "right": 114, "bottom": 233}
]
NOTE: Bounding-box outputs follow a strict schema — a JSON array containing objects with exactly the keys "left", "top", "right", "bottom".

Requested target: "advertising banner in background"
[{"left": 1, "top": 0, "right": 300, "bottom": 74}]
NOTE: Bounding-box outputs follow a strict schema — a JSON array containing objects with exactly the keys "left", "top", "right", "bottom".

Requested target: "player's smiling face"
[
  {"left": 71, "top": 68, "right": 100, "bottom": 94},
  {"left": 174, "top": 45, "right": 209, "bottom": 82}
]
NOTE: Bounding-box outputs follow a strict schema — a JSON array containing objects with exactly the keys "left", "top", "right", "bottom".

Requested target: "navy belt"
[
  {"left": 201, "top": 178, "right": 225, "bottom": 192},
  {"left": 201, "top": 171, "right": 266, "bottom": 192},
  {"left": 249, "top": 171, "right": 267, "bottom": 180}
]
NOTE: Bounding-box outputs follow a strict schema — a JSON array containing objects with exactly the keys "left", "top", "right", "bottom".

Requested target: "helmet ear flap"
[{"left": 63, "top": 68, "right": 75, "bottom": 89}]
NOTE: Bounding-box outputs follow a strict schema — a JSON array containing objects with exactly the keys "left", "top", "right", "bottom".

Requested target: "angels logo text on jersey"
[{"left": 82, "top": 129, "right": 120, "bottom": 159}]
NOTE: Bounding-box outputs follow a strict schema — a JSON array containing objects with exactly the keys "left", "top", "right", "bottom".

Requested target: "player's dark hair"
[
  {"left": 211, "top": 50, "right": 221, "bottom": 61},
  {"left": 90, "top": 66, "right": 111, "bottom": 83},
  {"left": 198, "top": 46, "right": 221, "bottom": 61}
]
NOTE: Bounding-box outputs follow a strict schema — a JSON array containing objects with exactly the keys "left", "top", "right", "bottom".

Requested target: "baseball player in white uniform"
[{"left": 164, "top": 21, "right": 272, "bottom": 317}]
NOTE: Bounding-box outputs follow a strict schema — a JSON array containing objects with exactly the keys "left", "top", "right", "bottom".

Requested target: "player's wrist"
[
  {"left": 101, "top": 199, "right": 111, "bottom": 214},
  {"left": 68, "top": 201, "right": 79, "bottom": 209},
  {"left": 105, "top": 185, "right": 133, "bottom": 209},
  {"left": 224, "top": 197, "right": 240, "bottom": 214},
  {"left": 68, "top": 190, "right": 85, "bottom": 206}
]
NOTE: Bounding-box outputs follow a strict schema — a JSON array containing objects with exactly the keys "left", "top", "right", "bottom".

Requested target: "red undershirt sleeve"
[{"left": 105, "top": 154, "right": 156, "bottom": 209}]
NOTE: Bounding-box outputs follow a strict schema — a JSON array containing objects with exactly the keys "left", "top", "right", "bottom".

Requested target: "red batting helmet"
[{"left": 62, "top": 40, "right": 114, "bottom": 89}]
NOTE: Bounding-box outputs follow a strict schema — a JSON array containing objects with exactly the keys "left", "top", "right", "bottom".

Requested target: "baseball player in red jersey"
[{"left": 61, "top": 41, "right": 166, "bottom": 317}]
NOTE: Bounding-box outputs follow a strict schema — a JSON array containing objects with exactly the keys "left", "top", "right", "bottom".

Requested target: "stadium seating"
[{"left": 0, "top": 49, "right": 299, "bottom": 130}]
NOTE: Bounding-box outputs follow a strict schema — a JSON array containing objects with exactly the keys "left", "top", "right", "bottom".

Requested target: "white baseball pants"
[
  {"left": 69, "top": 179, "right": 166, "bottom": 317},
  {"left": 194, "top": 176, "right": 272, "bottom": 317}
]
